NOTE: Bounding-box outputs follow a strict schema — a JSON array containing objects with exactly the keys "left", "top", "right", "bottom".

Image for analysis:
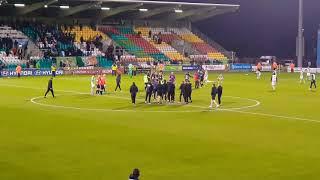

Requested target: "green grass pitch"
[{"left": 0, "top": 72, "right": 319, "bottom": 180}]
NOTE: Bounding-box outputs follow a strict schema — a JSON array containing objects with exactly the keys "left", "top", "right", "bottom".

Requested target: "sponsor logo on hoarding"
[{"left": 202, "top": 65, "right": 225, "bottom": 71}]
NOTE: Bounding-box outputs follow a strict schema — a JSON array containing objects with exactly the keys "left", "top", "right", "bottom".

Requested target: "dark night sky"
[{"left": 188, "top": 0, "right": 320, "bottom": 59}]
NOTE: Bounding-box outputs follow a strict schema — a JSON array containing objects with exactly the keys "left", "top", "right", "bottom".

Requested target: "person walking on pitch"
[
  {"left": 44, "top": 78, "right": 55, "bottom": 98},
  {"left": 115, "top": 74, "right": 122, "bottom": 92},
  {"left": 15, "top": 64, "right": 22, "bottom": 78},
  {"left": 300, "top": 70, "right": 305, "bottom": 84},
  {"left": 310, "top": 73, "right": 317, "bottom": 91},
  {"left": 130, "top": 82, "right": 139, "bottom": 105},
  {"left": 217, "top": 84, "right": 223, "bottom": 105},
  {"left": 90, "top": 75, "right": 96, "bottom": 96},
  {"left": 209, "top": 83, "right": 219, "bottom": 108}
]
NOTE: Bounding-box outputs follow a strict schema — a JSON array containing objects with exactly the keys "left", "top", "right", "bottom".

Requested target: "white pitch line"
[
  {"left": 30, "top": 96, "right": 208, "bottom": 113},
  {"left": 3, "top": 83, "right": 320, "bottom": 124},
  {"left": 0, "top": 83, "right": 260, "bottom": 111}
]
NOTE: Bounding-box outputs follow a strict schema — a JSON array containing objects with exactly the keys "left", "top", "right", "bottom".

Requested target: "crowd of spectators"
[{"left": 12, "top": 22, "right": 83, "bottom": 57}]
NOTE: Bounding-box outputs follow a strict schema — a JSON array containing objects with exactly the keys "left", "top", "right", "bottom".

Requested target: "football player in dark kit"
[
  {"left": 309, "top": 73, "right": 317, "bottom": 91},
  {"left": 209, "top": 83, "right": 219, "bottom": 108},
  {"left": 179, "top": 81, "right": 185, "bottom": 103},
  {"left": 183, "top": 81, "right": 192, "bottom": 103},
  {"left": 129, "top": 82, "right": 138, "bottom": 105},
  {"left": 167, "top": 81, "right": 175, "bottom": 103},
  {"left": 44, "top": 77, "right": 55, "bottom": 98},
  {"left": 145, "top": 82, "right": 153, "bottom": 104},
  {"left": 217, "top": 84, "right": 223, "bottom": 105},
  {"left": 162, "top": 80, "right": 168, "bottom": 101}
]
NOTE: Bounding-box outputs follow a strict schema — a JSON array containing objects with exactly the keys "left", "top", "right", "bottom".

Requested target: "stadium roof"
[{"left": 0, "top": 0, "right": 240, "bottom": 22}]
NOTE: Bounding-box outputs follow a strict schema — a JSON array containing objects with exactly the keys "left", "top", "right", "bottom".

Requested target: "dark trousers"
[
  {"left": 17, "top": 73, "right": 20, "bottom": 78},
  {"left": 45, "top": 88, "right": 54, "bottom": 97},
  {"left": 52, "top": 71, "right": 56, "bottom": 77},
  {"left": 131, "top": 93, "right": 136, "bottom": 104},
  {"left": 195, "top": 81, "right": 199, "bottom": 89},
  {"left": 145, "top": 92, "right": 152, "bottom": 103},
  {"left": 115, "top": 82, "right": 121, "bottom": 91},
  {"left": 179, "top": 92, "right": 184, "bottom": 102},
  {"left": 310, "top": 80, "right": 317, "bottom": 89},
  {"left": 218, "top": 93, "right": 222, "bottom": 105}
]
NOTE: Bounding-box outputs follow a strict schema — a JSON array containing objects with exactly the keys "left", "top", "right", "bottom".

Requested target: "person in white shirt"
[
  {"left": 256, "top": 69, "right": 261, "bottom": 80},
  {"left": 90, "top": 75, "right": 96, "bottom": 96},
  {"left": 271, "top": 72, "right": 277, "bottom": 91},
  {"left": 299, "top": 70, "right": 305, "bottom": 84},
  {"left": 306, "top": 67, "right": 311, "bottom": 81},
  {"left": 310, "top": 73, "right": 317, "bottom": 91}
]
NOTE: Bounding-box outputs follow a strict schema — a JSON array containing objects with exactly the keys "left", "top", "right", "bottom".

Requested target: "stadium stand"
[
  {"left": 99, "top": 26, "right": 171, "bottom": 62},
  {"left": 18, "top": 22, "right": 82, "bottom": 57},
  {"left": 134, "top": 27, "right": 186, "bottom": 62},
  {"left": 62, "top": 26, "right": 107, "bottom": 56}
]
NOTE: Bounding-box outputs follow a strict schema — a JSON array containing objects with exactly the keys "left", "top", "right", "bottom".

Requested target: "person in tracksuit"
[
  {"left": 44, "top": 77, "right": 55, "bottom": 98},
  {"left": 310, "top": 73, "right": 317, "bottom": 91},
  {"left": 217, "top": 84, "right": 223, "bottom": 105},
  {"left": 179, "top": 81, "right": 185, "bottom": 103},
  {"left": 209, "top": 83, "right": 219, "bottom": 108},
  {"left": 167, "top": 81, "right": 175, "bottom": 103},
  {"left": 130, "top": 82, "right": 138, "bottom": 105},
  {"left": 145, "top": 82, "right": 153, "bottom": 104},
  {"left": 115, "top": 74, "right": 122, "bottom": 92},
  {"left": 162, "top": 80, "right": 168, "bottom": 101},
  {"left": 185, "top": 81, "right": 192, "bottom": 103}
]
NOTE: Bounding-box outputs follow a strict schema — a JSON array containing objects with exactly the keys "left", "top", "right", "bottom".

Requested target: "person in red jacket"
[{"left": 194, "top": 71, "right": 199, "bottom": 89}]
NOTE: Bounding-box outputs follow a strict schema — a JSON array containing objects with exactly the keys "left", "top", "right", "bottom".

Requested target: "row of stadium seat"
[{"left": 134, "top": 27, "right": 185, "bottom": 62}]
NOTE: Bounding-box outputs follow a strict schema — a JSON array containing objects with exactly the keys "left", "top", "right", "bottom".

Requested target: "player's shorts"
[
  {"left": 271, "top": 82, "right": 276, "bottom": 86},
  {"left": 307, "top": 73, "right": 311, "bottom": 76},
  {"left": 97, "top": 85, "right": 100, "bottom": 89}
]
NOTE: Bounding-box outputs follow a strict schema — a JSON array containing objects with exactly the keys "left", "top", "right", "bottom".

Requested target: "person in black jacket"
[
  {"left": 217, "top": 84, "right": 223, "bottom": 105},
  {"left": 115, "top": 74, "right": 121, "bottom": 92},
  {"left": 209, "top": 83, "right": 219, "bottom": 108},
  {"left": 44, "top": 78, "right": 55, "bottom": 98},
  {"left": 130, "top": 82, "right": 138, "bottom": 105},
  {"left": 179, "top": 81, "right": 185, "bottom": 103},
  {"left": 185, "top": 81, "right": 192, "bottom": 103},
  {"left": 145, "top": 82, "right": 153, "bottom": 104},
  {"left": 129, "top": 168, "right": 140, "bottom": 180},
  {"left": 162, "top": 80, "right": 168, "bottom": 101},
  {"left": 167, "top": 81, "right": 175, "bottom": 103}
]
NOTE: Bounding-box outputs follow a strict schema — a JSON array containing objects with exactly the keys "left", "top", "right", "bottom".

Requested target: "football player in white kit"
[
  {"left": 271, "top": 72, "right": 277, "bottom": 91},
  {"left": 306, "top": 67, "right": 311, "bottom": 81},
  {"left": 90, "top": 75, "right": 96, "bottom": 96},
  {"left": 217, "top": 74, "right": 224, "bottom": 84},
  {"left": 256, "top": 69, "right": 261, "bottom": 79},
  {"left": 299, "top": 69, "right": 305, "bottom": 84},
  {"left": 204, "top": 70, "right": 209, "bottom": 84}
]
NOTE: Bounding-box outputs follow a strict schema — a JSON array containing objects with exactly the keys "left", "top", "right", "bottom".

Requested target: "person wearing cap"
[
  {"left": 44, "top": 78, "right": 55, "bottom": 98},
  {"left": 130, "top": 82, "right": 139, "bottom": 105}
]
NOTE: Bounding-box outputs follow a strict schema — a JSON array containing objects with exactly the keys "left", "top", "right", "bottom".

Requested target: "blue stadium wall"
[{"left": 317, "top": 29, "right": 320, "bottom": 68}]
